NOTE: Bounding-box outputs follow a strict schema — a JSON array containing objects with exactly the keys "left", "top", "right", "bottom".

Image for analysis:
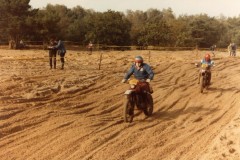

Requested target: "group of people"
[
  {"left": 121, "top": 53, "right": 214, "bottom": 93},
  {"left": 210, "top": 43, "right": 238, "bottom": 57},
  {"left": 48, "top": 40, "right": 94, "bottom": 69},
  {"left": 48, "top": 37, "right": 66, "bottom": 70},
  {"left": 47, "top": 38, "right": 215, "bottom": 86}
]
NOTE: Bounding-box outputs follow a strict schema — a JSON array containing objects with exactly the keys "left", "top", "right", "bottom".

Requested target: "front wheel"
[
  {"left": 200, "top": 76, "right": 204, "bottom": 93},
  {"left": 123, "top": 95, "right": 134, "bottom": 123},
  {"left": 206, "top": 73, "right": 211, "bottom": 89},
  {"left": 143, "top": 94, "right": 153, "bottom": 116}
]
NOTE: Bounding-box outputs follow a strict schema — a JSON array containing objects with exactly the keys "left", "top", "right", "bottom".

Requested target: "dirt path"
[{"left": 0, "top": 49, "right": 240, "bottom": 160}]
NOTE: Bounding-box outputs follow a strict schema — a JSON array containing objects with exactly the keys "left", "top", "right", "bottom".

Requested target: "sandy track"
[{"left": 0, "top": 49, "right": 240, "bottom": 160}]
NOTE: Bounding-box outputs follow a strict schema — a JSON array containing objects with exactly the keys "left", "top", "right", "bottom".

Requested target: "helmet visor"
[{"left": 135, "top": 59, "right": 143, "bottom": 63}]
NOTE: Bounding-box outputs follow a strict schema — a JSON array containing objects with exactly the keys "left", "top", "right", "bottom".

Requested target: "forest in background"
[{"left": 1, "top": 0, "right": 240, "bottom": 49}]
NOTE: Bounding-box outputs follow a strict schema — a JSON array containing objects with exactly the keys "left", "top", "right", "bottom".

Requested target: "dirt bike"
[
  {"left": 199, "top": 63, "right": 211, "bottom": 93},
  {"left": 123, "top": 79, "right": 153, "bottom": 123}
]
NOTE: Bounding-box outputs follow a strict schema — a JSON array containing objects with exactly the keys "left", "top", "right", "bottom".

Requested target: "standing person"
[
  {"left": 88, "top": 41, "right": 93, "bottom": 54},
  {"left": 53, "top": 37, "right": 66, "bottom": 69},
  {"left": 48, "top": 39, "right": 57, "bottom": 69},
  {"left": 19, "top": 40, "right": 25, "bottom": 49},
  {"left": 210, "top": 44, "right": 216, "bottom": 57},
  {"left": 228, "top": 43, "right": 232, "bottom": 56}
]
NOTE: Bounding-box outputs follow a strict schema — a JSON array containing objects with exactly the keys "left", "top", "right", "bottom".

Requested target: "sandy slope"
[{"left": 0, "top": 49, "right": 240, "bottom": 160}]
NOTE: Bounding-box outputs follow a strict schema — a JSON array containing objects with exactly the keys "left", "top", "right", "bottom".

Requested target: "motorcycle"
[
  {"left": 123, "top": 79, "right": 153, "bottom": 123},
  {"left": 199, "top": 63, "right": 211, "bottom": 93}
]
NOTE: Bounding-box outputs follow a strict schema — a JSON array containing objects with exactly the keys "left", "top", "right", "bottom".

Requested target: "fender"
[
  {"left": 201, "top": 70, "right": 206, "bottom": 76},
  {"left": 124, "top": 90, "right": 134, "bottom": 95}
]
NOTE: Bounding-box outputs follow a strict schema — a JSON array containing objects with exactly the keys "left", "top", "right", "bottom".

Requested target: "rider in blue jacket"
[
  {"left": 122, "top": 56, "right": 154, "bottom": 82},
  {"left": 122, "top": 56, "right": 154, "bottom": 93},
  {"left": 53, "top": 38, "right": 66, "bottom": 69}
]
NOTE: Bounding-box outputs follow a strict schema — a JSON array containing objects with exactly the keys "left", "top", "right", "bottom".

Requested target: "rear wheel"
[
  {"left": 143, "top": 94, "right": 153, "bottom": 116},
  {"left": 123, "top": 95, "right": 134, "bottom": 123}
]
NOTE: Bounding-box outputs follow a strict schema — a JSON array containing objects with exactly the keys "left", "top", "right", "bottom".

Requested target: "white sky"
[{"left": 29, "top": 0, "right": 240, "bottom": 17}]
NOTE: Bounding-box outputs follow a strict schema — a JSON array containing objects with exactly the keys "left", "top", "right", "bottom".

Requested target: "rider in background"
[
  {"left": 121, "top": 56, "right": 154, "bottom": 92},
  {"left": 198, "top": 53, "right": 214, "bottom": 84}
]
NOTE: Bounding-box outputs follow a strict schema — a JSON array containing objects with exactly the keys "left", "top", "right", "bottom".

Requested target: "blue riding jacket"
[
  {"left": 201, "top": 59, "right": 214, "bottom": 67},
  {"left": 54, "top": 40, "right": 66, "bottom": 55},
  {"left": 124, "top": 63, "right": 154, "bottom": 80}
]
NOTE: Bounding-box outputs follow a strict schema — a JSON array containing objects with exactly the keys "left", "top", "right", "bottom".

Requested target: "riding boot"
[{"left": 61, "top": 63, "right": 64, "bottom": 70}]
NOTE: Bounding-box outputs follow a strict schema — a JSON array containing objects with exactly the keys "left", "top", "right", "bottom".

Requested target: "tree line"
[{"left": 0, "top": 0, "right": 240, "bottom": 49}]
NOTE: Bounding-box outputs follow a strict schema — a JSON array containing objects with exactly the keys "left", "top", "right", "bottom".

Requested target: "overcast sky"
[{"left": 29, "top": 0, "right": 240, "bottom": 17}]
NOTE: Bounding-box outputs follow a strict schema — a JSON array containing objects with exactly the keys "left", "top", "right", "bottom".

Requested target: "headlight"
[{"left": 130, "top": 84, "right": 135, "bottom": 89}]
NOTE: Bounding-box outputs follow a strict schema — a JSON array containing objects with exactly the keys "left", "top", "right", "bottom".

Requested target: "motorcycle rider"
[
  {"left": 121, "top": 56, "right": 154, "bottom": 92},
  {"left": 198, "top": 53, "right": 214, "bottom": 84}
]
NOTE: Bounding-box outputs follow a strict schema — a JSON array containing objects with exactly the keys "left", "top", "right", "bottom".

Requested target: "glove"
[
  {"left": 146, "top": 79, "right": 151, "bottom": 83},
  {"left": 121, "top": 79, "right": 127, "bottom": 83}
]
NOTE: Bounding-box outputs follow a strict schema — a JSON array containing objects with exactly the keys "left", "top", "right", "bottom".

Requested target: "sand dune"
[{"left": 0, "top": 49, "right": 240, "bottom": 160}]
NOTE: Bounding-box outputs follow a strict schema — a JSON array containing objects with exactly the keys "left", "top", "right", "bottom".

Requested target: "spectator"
[
  {"left": 48, "top": 39, "right": 57, "bottom": 69},
  {"left": 19, "top": 40, "right": 25, "bottom": 49},
  {"left": 88, "top": 41, "right": 93, "bottom": 54}
]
